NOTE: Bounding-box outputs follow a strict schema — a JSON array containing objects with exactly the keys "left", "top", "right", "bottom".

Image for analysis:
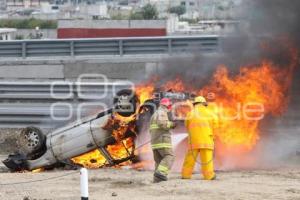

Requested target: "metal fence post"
[
  {"left": 168, "top": 38, "right": 172, "bottom": 55},
  {"left": 119, "top": 40, "right": 123, "bottom": 56},
  {"left": 217, "top": 36, "right": 222, "bottom": 53},
  {"left": 22, "top": 42, "right": 26, "bottom": 59},
  {"left": 70, "top": 41, "right": 75, "bottom": 57}
]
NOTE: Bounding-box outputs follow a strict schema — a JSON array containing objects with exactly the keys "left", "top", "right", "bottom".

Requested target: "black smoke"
[{"left": 150, "top": 0, "right": 300, "bottom": 87}]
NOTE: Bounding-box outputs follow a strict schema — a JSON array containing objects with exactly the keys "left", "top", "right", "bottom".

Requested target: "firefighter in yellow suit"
[{"left": 182, "top": 96, "right": 218, "bottom": 180}]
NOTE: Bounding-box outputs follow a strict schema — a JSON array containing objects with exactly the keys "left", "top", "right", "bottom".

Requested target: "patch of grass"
[{"left": 0, "top": 18, "right": 57, "bottom": 29}]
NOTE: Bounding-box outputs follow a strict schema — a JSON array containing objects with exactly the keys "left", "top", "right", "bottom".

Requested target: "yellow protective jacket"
[{"left": 185, "top": 104, "right": 218, "bottom": 150}]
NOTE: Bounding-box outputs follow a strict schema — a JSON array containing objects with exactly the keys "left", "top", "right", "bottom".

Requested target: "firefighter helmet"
[
  {"left": 160, "top": 98, "right": 172, "bottom": 109},
  {"left": 194, "top": 96, "right": 207, "bottom": 104}
]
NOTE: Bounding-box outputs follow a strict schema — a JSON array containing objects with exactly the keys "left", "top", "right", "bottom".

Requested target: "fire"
[
  {"left": 205, "top": 46, "right": 297, "bottom": 151},
  {"left": 134, "top": 46, "right": 297, "bottom": 167},
  {"left": 71, "top": 149, "right": 106, "bottom": 168},
  {"left": 163, "top": 77, "right": 187, "bottom": 92},
  {"left": 32, "top": 168, "right": 44, "bottom": 173},
  {"left": 71, "top": 108, "right": 138, "bottom": 169},
  {"left": 135, "top": 81, "right": 155, "bottom": 104},
  {"left": 71, "top": 138, "right": 134, "bottom": 168},
  {"left": 163, "top": 60, "right": 295, "bottom": 151},
  {"left": 199, "top": 54, "right": 296, "bottom": 166},
  {"left": 202, "top": 62, "right": 292, "bottom": 150},
  {"left": 104, "top": 113, "right": 137, "bottom": 142}
]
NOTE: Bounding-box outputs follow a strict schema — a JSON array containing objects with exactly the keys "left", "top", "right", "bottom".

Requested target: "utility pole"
[{"left": 211, "top": 0, "right": 216, "bottom": 19}]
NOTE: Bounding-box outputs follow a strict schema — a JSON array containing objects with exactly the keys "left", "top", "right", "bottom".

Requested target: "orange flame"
[
  {"left": 163, "top": 77, "right": 187, "bottom": 92},
  {"left": 71, "top": 138, "right": 134, "bottom": 168},
  {"left": 202, "top": 53, "right": 297, "bottom": 167},
  {"left": 135, "top": 81, "right": 155, "bottom": 104},
  {"left": 135, "top": 46, "right": 297, "bottom": 167}
]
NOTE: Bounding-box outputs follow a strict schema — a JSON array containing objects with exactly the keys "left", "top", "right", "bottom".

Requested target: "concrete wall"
[
  {"left": 0, "top": 56, "right": 163, "bottom": 81},
  {"left": 14, "top": 29, "right": 57, "bottom": 39},
  {"left": 58, "top": 20, "right": 167, "bottom": 29},
  {"left": 64, "top": 62, "right": 147, "bottom": 80},
  {"left": 0, "top": 65, "right": 64, "bottom": 79}
]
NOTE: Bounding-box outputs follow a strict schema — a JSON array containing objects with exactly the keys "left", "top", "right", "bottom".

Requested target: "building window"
[
  {"left": 181, "top": 1, "right": 185, "bottom": 6},
  {"left": 189, "top": 2, "right": 195, "bottom": 6},
  {"left": 51, "top": 5, "right": 59, "bottom": 10}
]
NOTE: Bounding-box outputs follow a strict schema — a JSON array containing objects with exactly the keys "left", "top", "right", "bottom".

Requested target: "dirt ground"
[
  {"left": 0, "top": 166, "right": 299, "bottom": 200},
  {"left": 0, "top": 129, "right": 21, "bottom": 154},
  {"left": 1, "top": 129, "right": 299, "bottom": 200}
]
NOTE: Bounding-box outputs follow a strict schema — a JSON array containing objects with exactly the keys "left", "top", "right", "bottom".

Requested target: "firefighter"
[
  {"left": 181, "top": 96, "right": 218, "bottom": 180},
  {"left": 149, "top": 98, "right": 176, "bottom": 183}
]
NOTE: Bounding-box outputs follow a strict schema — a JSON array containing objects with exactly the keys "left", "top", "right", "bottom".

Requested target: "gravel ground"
[
  {"left": 1, "top": 129, "right": 299, "bottom": 200},
  {"left": 0, "top": 129, "right": 21, "bottom": 154},
  {"left": 0, "top": 167, "right": 300, "bottom": 200}
]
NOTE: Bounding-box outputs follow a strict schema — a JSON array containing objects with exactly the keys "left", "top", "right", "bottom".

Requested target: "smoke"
[
  {"left": 146, "top": 0, "right": 300, "bottom": 168},
  {"left": 246, "top": 0, "right": 300, "bottom": 167},
  {"left": 156, "top": 0, "right": 300, "bottom": 81},
  {"left": 247, "top": 0, "right": 300, "bottom": 44}
]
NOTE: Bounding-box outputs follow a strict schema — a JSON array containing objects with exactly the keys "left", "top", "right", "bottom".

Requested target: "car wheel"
[
  {"left": 18, "top": 127, "right": 46, "bottom": 156},
  {"left": 113, "top": 89, "right": 138, "bottom": 117}
]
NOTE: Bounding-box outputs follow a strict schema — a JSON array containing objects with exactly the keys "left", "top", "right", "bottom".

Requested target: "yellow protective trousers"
[{"left": 181, "top": 148, "right": 215, "bottom": 180}]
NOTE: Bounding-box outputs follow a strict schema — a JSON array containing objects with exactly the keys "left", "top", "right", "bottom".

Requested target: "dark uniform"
[{"left": 149, "top": 106, "right": 175, "bottom": 182}]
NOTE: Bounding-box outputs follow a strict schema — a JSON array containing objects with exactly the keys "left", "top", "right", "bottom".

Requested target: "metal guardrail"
[
  {"left": 0, "top": 36, "right": 219, "bottom": 59},
  {"left": 0, "top": 81, "right": 132, "bottom": 128},
  {"left": 0, "top": 81, "right": 130, "bottom": 100}
]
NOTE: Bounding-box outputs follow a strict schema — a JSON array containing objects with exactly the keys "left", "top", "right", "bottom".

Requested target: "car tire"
[
  {"left": 113, "top": 89, "right": 138, "bottom": 117},
  {"left": 18, "top": 127, "right": 46, "bottom": 157}
]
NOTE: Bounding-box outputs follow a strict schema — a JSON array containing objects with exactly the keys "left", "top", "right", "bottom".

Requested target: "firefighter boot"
[{"left": 153, "top": 171, "right": 167, "bottom": 183}]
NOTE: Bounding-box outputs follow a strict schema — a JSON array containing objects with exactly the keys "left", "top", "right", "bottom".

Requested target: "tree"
[
  {"left": 169, "top": 5, "right": 186, "bottom": 17},
  {"left": 130, "top": 12, "right": 144, "bottom": 20},
  {"left": 141, "top": 4, "right": 158, "bottom": 20}
]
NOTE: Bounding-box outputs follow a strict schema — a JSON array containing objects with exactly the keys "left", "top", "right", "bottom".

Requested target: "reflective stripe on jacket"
[
  {"left": 149, "top": 106, "right": 174, "bottom": 149},
  {"left": 149, "top": 106, "right": 174, "bottom": 131},
  {"left": 151, "top": 143, "right": 172, "bottom": 149}
]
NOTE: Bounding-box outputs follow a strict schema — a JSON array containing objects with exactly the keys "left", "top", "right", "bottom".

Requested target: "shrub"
[{"left": 0, "top": 19, "right": 57, "bottom": 29}]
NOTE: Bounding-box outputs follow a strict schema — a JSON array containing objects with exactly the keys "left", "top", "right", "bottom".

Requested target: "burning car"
[{"left": 3, "top": 89, "right": 193, "bottom": 171}]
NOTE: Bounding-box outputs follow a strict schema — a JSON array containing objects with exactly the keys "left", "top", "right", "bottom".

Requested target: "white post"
[{"left": 80, "top": 168, "right": 89, "bottom": 200}]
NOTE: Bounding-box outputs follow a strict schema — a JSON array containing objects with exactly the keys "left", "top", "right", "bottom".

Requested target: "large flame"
[
  {"left": 135, "top": 80, "right": 155, "bottom": 104},
  {"left": 71, "top": 138, "right": 134, "bottom": 168},
  {"left": 203, "top": 47, "right": 297, "bottom": 153}
]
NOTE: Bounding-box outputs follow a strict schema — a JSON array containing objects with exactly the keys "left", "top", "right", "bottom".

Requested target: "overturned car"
[{"left": 3, "top": 89, "right": 193, "bottom": 171}]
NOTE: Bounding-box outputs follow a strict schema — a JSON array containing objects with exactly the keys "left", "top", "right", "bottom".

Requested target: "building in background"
[
  {"left": 79, "top": 2, "right": 109, "bottom": 19},
  {"left": 0, "top": 28, "right": 16, "bottom": 40},
  {"left": 0, "top": 0, "right": 6, "bottom": 10},
  {"left": 140, "top": 0, "right": 198, "bottom": 19},
  {"left": 197, "top": 0, "right": 239, "bottom": 19},
  {"left": 33, "top": 1, "right": 109, "bottom": 19},
  {"left": 141, "top": 0, "right": 239, "bottom": 19},
  {"left": 167, "top": 14, "right": 239, "bottom": 35},
  {"left": 6, "top": 0, "right": 49, "bottom": 11}
]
